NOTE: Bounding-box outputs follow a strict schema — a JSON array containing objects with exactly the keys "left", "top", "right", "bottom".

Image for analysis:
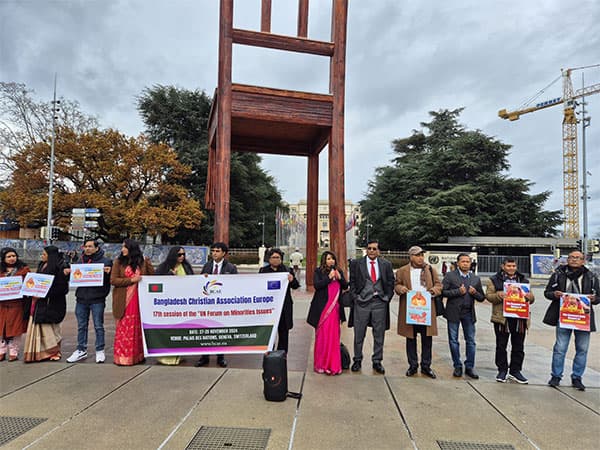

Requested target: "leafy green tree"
[
  {"left": 137, "top": 85, "right": 285, "bottom": 246},
  {"left": 359, "top": 108, "right": 562, "bottom": 249}
]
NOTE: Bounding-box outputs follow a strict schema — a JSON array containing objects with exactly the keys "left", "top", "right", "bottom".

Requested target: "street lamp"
[
  {"left": 47, "top": 73, "right": 60, "bottom": 241},
  {"left": 258, "top": 214, "right": 265, "bottom": 246}
]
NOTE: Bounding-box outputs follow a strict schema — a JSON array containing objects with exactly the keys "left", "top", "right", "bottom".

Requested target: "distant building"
[{"left": 287, "top": 200, "right": 360, "bottom": 248}]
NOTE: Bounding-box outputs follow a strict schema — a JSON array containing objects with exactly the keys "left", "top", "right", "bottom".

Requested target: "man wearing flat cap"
[{"left": 394, "top": 246, "right": 442, "bottom": 378}]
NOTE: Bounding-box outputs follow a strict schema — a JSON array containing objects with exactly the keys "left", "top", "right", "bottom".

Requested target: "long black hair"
[
  {"left": 0, "top": 247, "right": 27, "bottom": 272},
  {"left": 118, "top": 239, "right": 144, "bottom": 271},
  {"left": 156, "top": 247, "right": 193, "bottom": 275},
  {"left": 39, "top": 245, "right": 65, "bottom": 275},
  {"left": 319, "top": 251, "right": 338, "bottom": 273}
]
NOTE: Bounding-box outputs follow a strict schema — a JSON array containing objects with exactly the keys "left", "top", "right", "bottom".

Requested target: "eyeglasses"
[
  {"left": 367, "top": 247, "right": 378, "bottom": 251},
  {"left": 568, "top": 256, "right": 584, "bottom": 260},
  {"left": 177, "top": 253, "right": 185, "bottom": 256}
]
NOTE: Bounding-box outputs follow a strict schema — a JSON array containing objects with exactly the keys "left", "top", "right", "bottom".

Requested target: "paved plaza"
[{"left": 1, "top": 273, "right": 599, "bottom": 449}]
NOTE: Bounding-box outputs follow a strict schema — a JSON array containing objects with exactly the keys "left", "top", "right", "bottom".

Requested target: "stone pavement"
[{"left": 1, "top": 272, "right": 599, "bottom": 449}]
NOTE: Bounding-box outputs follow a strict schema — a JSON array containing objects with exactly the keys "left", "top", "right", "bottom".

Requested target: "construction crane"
[{"left": 498, "top": 65, "right": 600, "bottom": 239}]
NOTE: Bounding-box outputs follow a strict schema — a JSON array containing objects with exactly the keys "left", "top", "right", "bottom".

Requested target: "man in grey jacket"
[
  {"left": 442, "top": 253, "right": 485, "bottom": 378},
  {"left": 349, "top": 240, "right": 395, "bottom": 374}
]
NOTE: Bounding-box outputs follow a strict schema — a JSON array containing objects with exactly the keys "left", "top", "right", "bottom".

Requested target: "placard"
[
  {"left": 406, "top": 290, "right": 432, "bottom": 326},
  {"left": 20, "top": 273, "right": 55, "bottom": 297},
  {"left": 559, "top": 293, "right": 591, "bottom": 331},
  {"left": 69, "top": 263, "right": 105, "bottom": 287},
  {"left": 0, "top": 276, "right": 24, "bottom": 301},
  {"left": 502, "top": 282, "right": 530, "bottom": 319}
]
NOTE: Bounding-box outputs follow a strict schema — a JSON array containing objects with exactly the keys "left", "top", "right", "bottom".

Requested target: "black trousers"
[
  {"left": 277, "top": 322, "right": 289, "bottom": 353},
  {"left": 406, "top": 324, "right": 432, "bottom": 369},
  {"left": 494, "top": 319, "right": 525, "bottom": 372}
]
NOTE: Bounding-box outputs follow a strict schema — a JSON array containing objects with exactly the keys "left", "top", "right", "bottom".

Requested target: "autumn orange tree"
[{"left": 0, "top": 126, "right": 203, "bottom": 241}]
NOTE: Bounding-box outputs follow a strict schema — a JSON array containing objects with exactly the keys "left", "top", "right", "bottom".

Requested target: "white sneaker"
[
  {"left": 95, "top": 350, "right": 105, "bottom": 364},
  {"left": 66, "top": 349, "right": 88, "bottom": 363}
]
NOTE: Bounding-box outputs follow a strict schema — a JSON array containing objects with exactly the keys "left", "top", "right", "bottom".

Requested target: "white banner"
[
  {"left": 69, "top": 263, "right": 105, "bottom": 287},
  {"left": 139, "top": 273, "right": 289, "bottom": 357},
  {"left": 20, "top": 273, "right": 55, "bottom": 297}
]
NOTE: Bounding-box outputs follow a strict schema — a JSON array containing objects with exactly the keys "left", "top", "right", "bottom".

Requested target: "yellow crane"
[{"left": 499, "top": 66, "right": 600, "bottom": 238}]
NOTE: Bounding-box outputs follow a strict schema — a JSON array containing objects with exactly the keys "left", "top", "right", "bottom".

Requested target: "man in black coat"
[
  {"left": 196, "top": 242, "right": 238, "bottom": 368},
  {"left": 442, "top": 253, "right": 485, "bottom": 379},
  {"left": 544, "top": 250, "right": 600, "bottom": 391},
  {"left": 348, "top": 240, "right": 394, "bottom": 375}
]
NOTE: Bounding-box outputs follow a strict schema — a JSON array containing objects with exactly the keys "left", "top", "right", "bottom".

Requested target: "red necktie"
[
  {"left": 370, "top": 260, "right": 377, "bottom": 283},
  {"left": 213, "top": 264, "right": 219, "bottom": 274}
]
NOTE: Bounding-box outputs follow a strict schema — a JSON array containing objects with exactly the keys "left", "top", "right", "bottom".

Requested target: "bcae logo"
[{"left": 203, "top": 280, "right": 223, "bottom": 296}]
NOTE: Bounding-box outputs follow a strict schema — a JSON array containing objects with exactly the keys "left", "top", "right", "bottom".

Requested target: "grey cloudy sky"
[{"left": 1, "top": 0, "right": 600, "bottom": 235}]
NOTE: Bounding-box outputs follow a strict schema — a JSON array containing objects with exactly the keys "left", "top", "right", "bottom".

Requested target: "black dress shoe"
[
  {"left": 465, "top": 368, "right": 479, "bottom": 379},
  {"left": 453, "top": 367, "right": 463, "bottom": 377},
  {"left": 217, "top": 356, "right": 228, "bottom": 367},
  {"left": 372, "top": 363, "right": 385, "bottom": 375},
  {"left": 421, "top": 367, "right": 437, "bottom": 379},
  {"left": 351, "top": 361, "right": 361, "bottom": 372},
  {"left": 195, "top": 355, "right": 209, "bottom": 367},
  {"left": 406, "top": 366, "right": 418, "bottom": 377}
]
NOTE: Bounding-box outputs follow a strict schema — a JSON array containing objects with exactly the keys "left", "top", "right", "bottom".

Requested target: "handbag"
[
  {"left": 428, "top": 265, "right": 445, "bottom": 317},
  {"left": 340, "top": 342, "right": 351, "bottom": 370},
  {"left": 339, "top": 290, "right": 353, "bottom": 307}
]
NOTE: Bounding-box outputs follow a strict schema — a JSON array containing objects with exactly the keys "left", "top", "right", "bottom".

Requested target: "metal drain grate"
[
  {"left": 0, "top": 416, "right": 47, "bottom": 446},
  {"left": 437, "top": 441, "right": 516, "bottom": 450},
  {"left": 186, "top": 426, "right": 271, "bottom": 450}
]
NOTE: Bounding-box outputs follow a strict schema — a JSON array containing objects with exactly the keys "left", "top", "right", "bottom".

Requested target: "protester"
[
  {"left": 155, "top": 246, "right": 194, "bottom": 365},
  {"left": 260, "top": 248, "right": 300, "bottom": 353},
  {"left": 442, "top": 253, "right": 485, "bottom": 378},
  {"left": 23, "top": 246, "right": 68, "bottom": 362},
  {"left": 394, "top": 246, "right": 442, "bottom": 379},
  {"left": 111, "top": 239, "right": 154, "bottom": 366},
  {"left": 486, "top": 258, "right": 534, "bottom": 383},
  {"left": 0, "top": 248, "right": 30, "bottom": 361},
  {"left": 196, "top": 242, "right": 238, "bottom": 367},
  {"left": 348, "top": 240, "right": 394, "bottom": 374},
  {"left": 307, "top": 251, "right": 347, "bottom": 375},
  {"left": 544, "top": 250, "right": 600, "bottom": 391},
  {"left": 65, "top": 239, "right": 112, "bottom": 364}
]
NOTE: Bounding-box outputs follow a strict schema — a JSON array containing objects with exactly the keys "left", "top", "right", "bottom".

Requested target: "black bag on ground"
[
  {"left": 262, "top": 350, "right": 288, "bottom": 401},
  {"left": 340, "top": 342, "right": 351, "bottom": 370}
]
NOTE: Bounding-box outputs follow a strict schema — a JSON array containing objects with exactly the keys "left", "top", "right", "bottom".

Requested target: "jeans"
[
  {"left": 551, "top": 327, "right": 590, "bottom": 380},
  {"left": 447, "top": 315, "right": 476, "bottom": 369},
  {"left": 75, "top": 302, "right": 105, "bottom": 351}
]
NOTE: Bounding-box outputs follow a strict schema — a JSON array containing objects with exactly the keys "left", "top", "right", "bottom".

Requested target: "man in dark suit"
[
  {"left": 196, "top": 242, "right": 238, "bottom": 368},
  {"left": 349, "top": 240, "right": 395, "bottom": 374},
  {"left": 442, "top": 253, "right": 485, "bottom": 379}
]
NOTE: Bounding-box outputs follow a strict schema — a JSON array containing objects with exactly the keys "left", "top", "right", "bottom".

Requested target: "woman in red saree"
[
  {"left": 307, "top": 251, "right": 348, "bottom": 375},
  {"left": 111, "top": 239, "right": 154, "bottom": 366}
]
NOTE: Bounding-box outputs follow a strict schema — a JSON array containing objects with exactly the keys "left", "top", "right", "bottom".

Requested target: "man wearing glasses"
[
  {"left": 196, "top": 242, "right": 238, "bottom": 368},
  {"left": 348, "top": 240, "right": 395, "bottom": 374},
  {"left": 544, "top": 250, "right": 600, "bottom": 391}
]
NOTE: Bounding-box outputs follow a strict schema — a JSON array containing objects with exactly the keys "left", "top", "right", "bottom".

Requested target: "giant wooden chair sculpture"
[{"left": 206, "top": 0, "right": 348, "bottom": 286}]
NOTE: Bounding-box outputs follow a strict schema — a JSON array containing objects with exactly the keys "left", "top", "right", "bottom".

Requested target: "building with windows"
[{"left": 287, "top": 199, "right": 360, "bottom": 248}]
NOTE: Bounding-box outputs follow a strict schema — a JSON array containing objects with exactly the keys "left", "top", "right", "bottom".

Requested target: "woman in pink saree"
[
  {"left": 111, "top": 239, "right": 154, "bottom": 366},
  {"left": 307, "top": 251, "right": 348, "bottom": 375}
]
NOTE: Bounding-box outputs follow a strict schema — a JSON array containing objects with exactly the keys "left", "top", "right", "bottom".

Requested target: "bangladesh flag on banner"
[{"left": 148, "top": 283, "right": 163, "bottom": 293}]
